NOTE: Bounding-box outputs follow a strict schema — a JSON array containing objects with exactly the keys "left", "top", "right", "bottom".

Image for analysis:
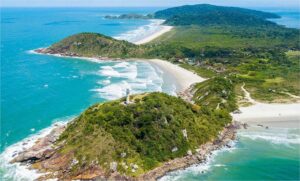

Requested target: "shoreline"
[
  {"left": 146, "top": 59, "right": 206, "bottom": 92},
  {"left": 133, "top": 25, "right": 173, "bottom": 45},
  {"left": 8, "top": 119, "right": 241, "bottom": 180},
  {"left": 232, "top": 102, "right": 300, "bottom": 128},
  {"left": 232, "top": 84, "right": 300, "bottom": 128},
  {"left": 33, "top": 49, "right": 206, "bottom": 93}
]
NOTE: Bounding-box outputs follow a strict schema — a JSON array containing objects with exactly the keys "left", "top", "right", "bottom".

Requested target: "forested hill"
[{"left": 154, "top": 4, "right": 280, "bottom": 26}]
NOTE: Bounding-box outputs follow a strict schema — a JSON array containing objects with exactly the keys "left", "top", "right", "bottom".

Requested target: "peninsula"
[{"left": 14, "top": 4, "right": 300, "bottom": 180}]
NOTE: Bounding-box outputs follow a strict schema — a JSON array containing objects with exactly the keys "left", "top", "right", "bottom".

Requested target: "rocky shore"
[
  {"left": 10, "top": 120, "right": 243, "bottom": 181},
  {"left": 34, "top": 48, "right": 116, "bottom": 61},
  {"left": 139, "top": 122, "right": 240, "bottom": 181}
]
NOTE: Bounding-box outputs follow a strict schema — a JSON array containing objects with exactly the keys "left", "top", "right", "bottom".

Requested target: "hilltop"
[
  {"left": 154, "top": 4, "right": 279, "bottom": 26},
  {"left": 12, "top": 92, "right": 235, "bottom": 180},
  {"left": 37, "top": 33, "right": 145, "bottom": 58}
]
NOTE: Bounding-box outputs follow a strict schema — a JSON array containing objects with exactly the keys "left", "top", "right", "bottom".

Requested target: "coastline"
[
  {"left": 232, "top": 102, "right": 300, "bottom": 128},
  {"left": 33, "top": 48, "right": 205, "bottom": 94},
  {"left": 8, "top": 120, "right": 241, "bottom": 180},
  {"left": 5, "top": 15, "right": 299, "bottom": 181},
  {"left": 146, "top": 59, "right": 206, "bottom": 92},
  {"left": 133, "top": 25, "right": 173, "bottom": 45},
  {"left": 232, "top": 84, "right": 300, "bottom": 128}
]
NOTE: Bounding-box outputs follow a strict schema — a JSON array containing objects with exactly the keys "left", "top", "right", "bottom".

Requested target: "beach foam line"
[
  {"left": 238, "top": 128, "right": 300, "bottom": 145},
  {"left": 146, "top": 59, "right": 206, "bottom": 92},
  {"left": 27, "top": 49, "right": 112, "bottom": 64},
  {"left": 232, "top": 102, "right": 300, "bottom": 128},
  {"left": 114, "top": 19, "right": 172, "bottom": 45},
  {"left": 91, "top": 61, "right": 167, "bottom": 100},
  {"left": 0, "top": 116, "right": 75, "bottom": 181},
  {"left": 159, "top": 140, "right": 237, "bottom": 181}
]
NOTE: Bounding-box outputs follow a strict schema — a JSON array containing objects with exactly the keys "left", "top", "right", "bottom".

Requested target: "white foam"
[
  {"left": 238, "top": 129, "right": 300, "bottom": 145},
  {"left": 98, "top": 79, "right": 111, "bottom": 85},
  {"left": 99, "top": 66, "right": 121, "bottom": 77},
  {"left": 0, "top": 116, "right": 75, "bottom": 181},
  {"left": 98, "top": 63, "right": 137, "bottom": 80},
  {"left": 91, "top": 61, "right": 170, "bottom": 100},
  {"left": 159, "top": 141, "right": 236, "bottom": 181},
  {"left": 91, "top": 81, "right": 131, "bottom": 100},
  {"left": 114, "top": 19, "right": 165, "bottom": 43},
  {"left": 112, "top": 62, "right": 130, "bottom": 68}
]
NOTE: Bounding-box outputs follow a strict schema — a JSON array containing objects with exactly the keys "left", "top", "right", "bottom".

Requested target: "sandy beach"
[
  {"left": 232, "top": 84, "right": 300, "bottom": 128},
  {"left": 232, "top": 103, "right": 300, "bottom": 128},
  {"left": 133, "top": 25, "right": 173, "bottom": 45},
  {"left": 146, "top": 59, "right": 206, "bottom": 91}
]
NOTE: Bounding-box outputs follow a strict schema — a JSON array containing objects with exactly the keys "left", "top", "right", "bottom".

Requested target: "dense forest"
[
  {"left": 154, "top": 4, "right": 279, "bottom": 26},
  {"left": 52, "top": 92, "right": 231, "bottom": 178}
]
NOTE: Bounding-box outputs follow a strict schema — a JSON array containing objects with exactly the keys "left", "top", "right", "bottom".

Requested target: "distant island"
[
  {"left": 105, "top": 13, "right": 153, "bottom": 20},
  {"left": 16, "top": 4, "right": 300, "bottom": 180}
]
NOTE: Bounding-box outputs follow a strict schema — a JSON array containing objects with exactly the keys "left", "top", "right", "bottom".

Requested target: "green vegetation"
[
  {"left": 45, "top": 4, "right": 300, "bottom": 103},
  {"left": 47, "top": 33, "right": 145, "bottom": 58},
  {"left": 154, "top": 4, "right": 279, "bottom": 26},
  {"left": 39, "top": 4, "right": 300, "bottom": 179},
  {"left": 192, "top": 77, "right": 237, "bottom": 112},
  {"left": 57, "top": 92, "right": 231, "bottom": 177}
]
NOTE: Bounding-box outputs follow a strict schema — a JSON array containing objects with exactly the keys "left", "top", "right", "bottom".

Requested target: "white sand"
[
  {"left": 232, "top": 84, "right": 300, "bottom": 128},
  {"left": 146, "top": 59, "right": 206, "bottom": 91},
  {"left": 134, "top": 26, "right": 173, "bottom": 45}
]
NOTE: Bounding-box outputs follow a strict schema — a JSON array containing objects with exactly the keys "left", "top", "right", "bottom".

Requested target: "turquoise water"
[
  {"left": 257, "top": 7, "right": 300, "bottom": 29},
  {"left": 160, "top": 127, "right": 300, "bottom": 181},
  {"left": 1, "top": 7, "right": 166, "bottom": 151},
  {"left": 1, "top": 7, "right": 300, "bottom": 181}
]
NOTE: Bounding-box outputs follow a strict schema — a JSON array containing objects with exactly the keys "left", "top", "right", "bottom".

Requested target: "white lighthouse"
[{"left": 125, "top": 88, "right": 130, "bottom": 104}]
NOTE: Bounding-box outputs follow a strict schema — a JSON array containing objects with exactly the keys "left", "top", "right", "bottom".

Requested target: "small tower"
[{"left": 125, "top": 88, "right": 130, "bottom": 104}]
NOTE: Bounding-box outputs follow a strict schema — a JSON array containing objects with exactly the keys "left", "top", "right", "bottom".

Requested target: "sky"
[{"left": 1, "top": 0, "right": 299, "bottom": 8}]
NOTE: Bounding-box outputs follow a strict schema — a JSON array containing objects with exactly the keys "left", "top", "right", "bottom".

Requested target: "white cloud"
[{"left": 1, "top": 0, "right": 299, "bottom": 8}]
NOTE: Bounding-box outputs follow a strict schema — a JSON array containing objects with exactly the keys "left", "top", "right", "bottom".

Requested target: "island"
[
  {"left": 105, "top": 14, "right": 154, "bottom": 20},
  {"left": 14, "top": 4, "right": 300, "bottom": 180}
]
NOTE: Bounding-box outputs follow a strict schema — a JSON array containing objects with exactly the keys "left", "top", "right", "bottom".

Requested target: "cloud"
[{"left": 1, "top": 0, "right": 299, "bottom": 8}]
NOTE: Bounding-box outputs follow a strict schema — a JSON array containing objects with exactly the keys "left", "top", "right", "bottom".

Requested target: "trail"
[
  {"left": 241, "top": 83, "right": 257, "bottom": 104},
  {"left": 281, "top": 92, "right": 300, "bottom": 99}
]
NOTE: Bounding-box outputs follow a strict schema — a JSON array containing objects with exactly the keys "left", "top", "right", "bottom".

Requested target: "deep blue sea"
[{"left": 1, "top": 7, "right": 299, "bottom": 180}]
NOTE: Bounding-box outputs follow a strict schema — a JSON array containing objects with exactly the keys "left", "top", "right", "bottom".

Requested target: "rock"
[
  {"left": 120, "top": 152, "right": 126, "bottom": 158},
  {"left": 232, "top": 110, "right": 242, "bottom": 114},
  {"left": 10, "top": 125, "right": 66, "bottom": 164},
  {"left": 171, "top": 147, "right": 178, "bottom": 152},
  {"left": 110, "top": 162, "right": 118, "bottom": 172},
  {"left": 182, "top": 129, "right": 188, "bottom": 139},
  {"left": 243, "top": 123, "right": 249, "bottom": 129},
  {"left": 187, "top": 150, "right": 192, "bottom": 156},
  {"left": 132, "top": 164, "right": 139, "bottom": 170}
]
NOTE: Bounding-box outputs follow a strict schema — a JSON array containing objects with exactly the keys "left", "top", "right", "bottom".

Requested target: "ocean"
[{"left": 1, "top": 7, "right": 299, "bottom": 181}]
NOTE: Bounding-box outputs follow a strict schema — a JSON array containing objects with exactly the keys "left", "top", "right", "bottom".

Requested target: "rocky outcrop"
[
  {"left": 138, "top": 121, "right": 239, "bottom": 180},
  {"left": 10, "top": 120, "right": 242, "bottom": 181},
  {"left": 11, "top": 124, "right": 66, "bottom": 164}
]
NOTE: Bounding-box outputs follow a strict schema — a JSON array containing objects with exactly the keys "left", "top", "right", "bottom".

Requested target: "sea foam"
[
  {"left": 114, "top": 19, "right": 165, "bottom": 43},
  {"left": 238, "top": 128, "right": 300, "bottom": 145},
  {"left": 159, "top": 141, "right": 237, "bottom": 181},
  {"left": 0, "top": 116, "right": 75, "bottom": 181},
  {"left": 91, "top": 61, "right": 169, "bottom": 100}
]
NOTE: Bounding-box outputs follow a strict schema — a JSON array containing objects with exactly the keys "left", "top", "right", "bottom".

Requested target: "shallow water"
[{"left": 160, "top": 127, "right": 300, "bottom": 181}]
